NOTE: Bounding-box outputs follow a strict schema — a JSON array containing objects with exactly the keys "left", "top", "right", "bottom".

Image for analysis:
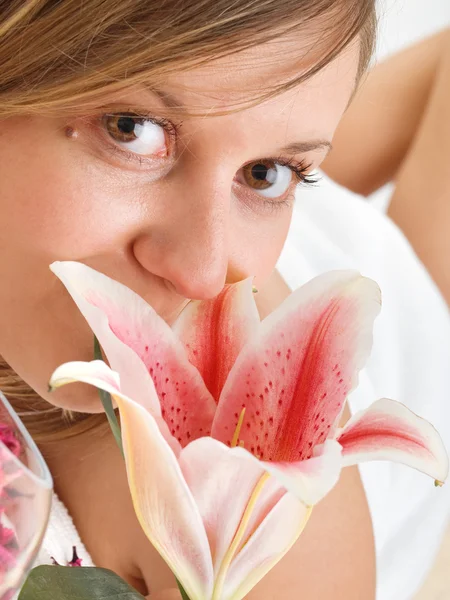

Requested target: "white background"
[{"left": 377, "top": 0, "right": 450, "bottom": 59}]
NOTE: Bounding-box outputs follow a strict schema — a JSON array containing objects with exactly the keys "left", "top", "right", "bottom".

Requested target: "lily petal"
[
  {"left": 172, "top": 279, "right": 260, "bottom": 402},
  {"left": 337, "top": 398, "right": 449, "bottom": 483},
  {"left": 231, "top": 474, "right": 287, "bottom": 559},
  {"left": 115, "top": 392, "right": 214, "bottom": 600},
  {"left": 50, "top": 262, "right": 160, "bottom": 415},
  {"left": 49, "top": 359, "right": 212, "bottom": 582},
  {"left": 223, "top": 495, "right": 311, "bottom": 600},
  {"left": 178, "top": 437, "right": 285, "bottom": 579},
  {"left": 50, "top": 261, "right": 216, "bottom": 446},
  {"left": 49, "top": 359, "right": 181, "bottom": 455},
  {"left": 212, "top": 271, "right": 381, "bottom": 461},
  {"left": 49, "top": 360, "right": 122, "bottom": 394},
  {"left": 261, "top": 439, "right": 343, "bottom": 506},
  {"left": 50, "top": 361, "right": 213, "bottom": 598},
  {"left": 179, "top": 438, "right": 313, "bottom": 600}
]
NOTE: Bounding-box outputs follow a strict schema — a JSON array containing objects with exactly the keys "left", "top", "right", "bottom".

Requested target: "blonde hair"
[{"left": 0, "top": 0, "right": 376, "bottom": 443}]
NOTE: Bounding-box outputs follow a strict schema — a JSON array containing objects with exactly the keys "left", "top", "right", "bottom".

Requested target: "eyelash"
[
  {"left": 273, "top": 156, "right": 319, "bottom": 187},
  {"left": 247, "top": 157, "right": 320, "bottom": 213},
  {"left": 95, "top": 111, "right": 180, "bottom": 167},
  {"left": 95, "top": 111, "right": 320, "bottom": 210}
]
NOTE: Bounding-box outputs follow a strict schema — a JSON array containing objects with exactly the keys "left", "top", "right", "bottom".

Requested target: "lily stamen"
[
  {"left": 212, "top": 472, "right": 271, "bottom": 600},
  {"left": 231, "top": 408, "right": 246, "bottom": 448}
]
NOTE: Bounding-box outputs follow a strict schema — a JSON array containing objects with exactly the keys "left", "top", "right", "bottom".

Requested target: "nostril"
[{"left": 132, "top": 209, "right": 230, "bottom": 300}]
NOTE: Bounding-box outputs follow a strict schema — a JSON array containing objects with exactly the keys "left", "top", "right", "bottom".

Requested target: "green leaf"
[
  {"left": 94, "top": 335, "right": 124, "bottom": 457},
  {"left": 19, "top": 565, "right": 146, "bottom": 600}
]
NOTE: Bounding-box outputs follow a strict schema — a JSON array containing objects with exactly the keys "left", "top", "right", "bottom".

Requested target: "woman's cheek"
[
  {"left": 230, "top": 201, "right": 293, "bottom": 286},
  {"left": 0, "top": 117, "right": 141, "bottom": 258}
]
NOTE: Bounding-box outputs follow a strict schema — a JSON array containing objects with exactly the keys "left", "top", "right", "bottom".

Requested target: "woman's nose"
[{"left": 132, "top": 178, "right": 234, "bottom": 300}]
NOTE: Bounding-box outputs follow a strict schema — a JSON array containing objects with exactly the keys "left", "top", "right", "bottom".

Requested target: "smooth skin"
[{"left": 2, "top": 34, "right": 377, "bottom": 598}]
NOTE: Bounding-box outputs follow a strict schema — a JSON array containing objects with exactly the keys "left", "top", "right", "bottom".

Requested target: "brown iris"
[
  {"left": 104, "top": 113, "right": 144, "bottom": 143},
  {"left": 242, "top": 160, "right": 278, "bottom": 190}
]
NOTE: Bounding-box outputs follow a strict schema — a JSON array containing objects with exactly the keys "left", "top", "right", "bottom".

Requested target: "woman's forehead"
[{"left": 153, "top": 36, "right": 361, "bottom": 117}]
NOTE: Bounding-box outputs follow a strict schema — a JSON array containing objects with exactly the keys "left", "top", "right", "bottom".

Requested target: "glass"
[{"left": 0, "top": 392, "right": 52, "bottom": 600}]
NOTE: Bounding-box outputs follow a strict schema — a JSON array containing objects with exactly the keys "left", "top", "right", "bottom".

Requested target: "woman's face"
[{"left": 0, "top": 37, "right": 359, "bottom": 412}]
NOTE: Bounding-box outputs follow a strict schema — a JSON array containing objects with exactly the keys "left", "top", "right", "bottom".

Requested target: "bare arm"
[
  {"left": 322, "top": 29, "right": 448, "bottom": 196},
  {"left": 322, "top": 28, "right": 450, "bottom": 304},
  {"left": 388, "top": 32, "right": 450, "bottom": 303},
  {"left": 246, "top": 453, "right": 375, "bottom": 599}
]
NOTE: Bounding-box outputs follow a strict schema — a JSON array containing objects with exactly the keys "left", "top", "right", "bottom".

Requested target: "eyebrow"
[
  {"left": 280, "top": 141, "right": 332, "bottom": 155},
  {"left": 152, "top": 89, "right": 333, "bottom": 156},
  {"left": 153, "top": 88, "right": 183, "bottom": 109}
]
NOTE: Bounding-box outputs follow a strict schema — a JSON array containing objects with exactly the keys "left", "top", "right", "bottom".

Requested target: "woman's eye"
[
  {"left": 236, "top": 160, "right": 294, "bottom": 199},
  {"left": 102, "top": 113, "right": 168, "bottom": 157}
]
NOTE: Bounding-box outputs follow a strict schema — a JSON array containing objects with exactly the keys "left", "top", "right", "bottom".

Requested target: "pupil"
[
  {"left": 117, "top": 116, "right": 135, "bottom": 134},
  {"left": 251, "top": 164, "right": 268, "bottom": 181}
]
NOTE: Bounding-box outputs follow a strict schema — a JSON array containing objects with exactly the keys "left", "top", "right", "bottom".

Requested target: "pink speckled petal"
[
  {"left": 49, "top": 359, "right": 180, "bottom": 454},
  {"left": 212, "top": 271, "right": 380, "bottom": 462},
  {"left": 261, "top": 439, "right": 343, "bottom": 506},
  {"left": 50, "top": 261, "right": 216, "bottom": 446},
  {"left": 172, "top": 279, "right": 260, "bottom": 402}
]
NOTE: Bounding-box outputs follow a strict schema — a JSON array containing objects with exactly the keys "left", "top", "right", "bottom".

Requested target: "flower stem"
[
  {"left": 176, "top": 578, "right": 191, "bottom": 600},
  {"left": 212, "top": 472, "right": 270, "bottom": 600},
  {"left": 93, "top": 336, "right": 124, "bottom": 458}
]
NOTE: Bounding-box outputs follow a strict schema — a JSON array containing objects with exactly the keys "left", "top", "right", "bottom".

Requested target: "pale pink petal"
[
  {"left": 179, "top": 436, "right": 340, "bottom": 565},
  {"left": 116, "top": 393, "right": 214, "bottom": 600},
  {"left": 337, "top": 398, "right": 449, "bottom": 483},
  {"left": 49, "top": 360, "right": 121, "bottom": 394},
  {"left": 212, "top": 271, "right": 381, "bottom": 462},
  {"left": 49, "top": 359, "right": 180, "bottom": 455},
  {"left": 172, "top": 279, "right": 260, "bottom": 402},
  {"left": 179, "top": 438, "right": 314, "bottom": 600},
  {"left": 50, "top": 261, "right": 216, "bottom": 446},
  {"left": 223, "top": 495, "right": 311, "bottom": 600},
  {"left": 178, "top": 438, "right": 285, "bottom": 579}
]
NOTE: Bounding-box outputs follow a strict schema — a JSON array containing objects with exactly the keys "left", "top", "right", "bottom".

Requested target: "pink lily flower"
[{"left": 48, "top": 262, "right": 448, "bottom": 600}]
